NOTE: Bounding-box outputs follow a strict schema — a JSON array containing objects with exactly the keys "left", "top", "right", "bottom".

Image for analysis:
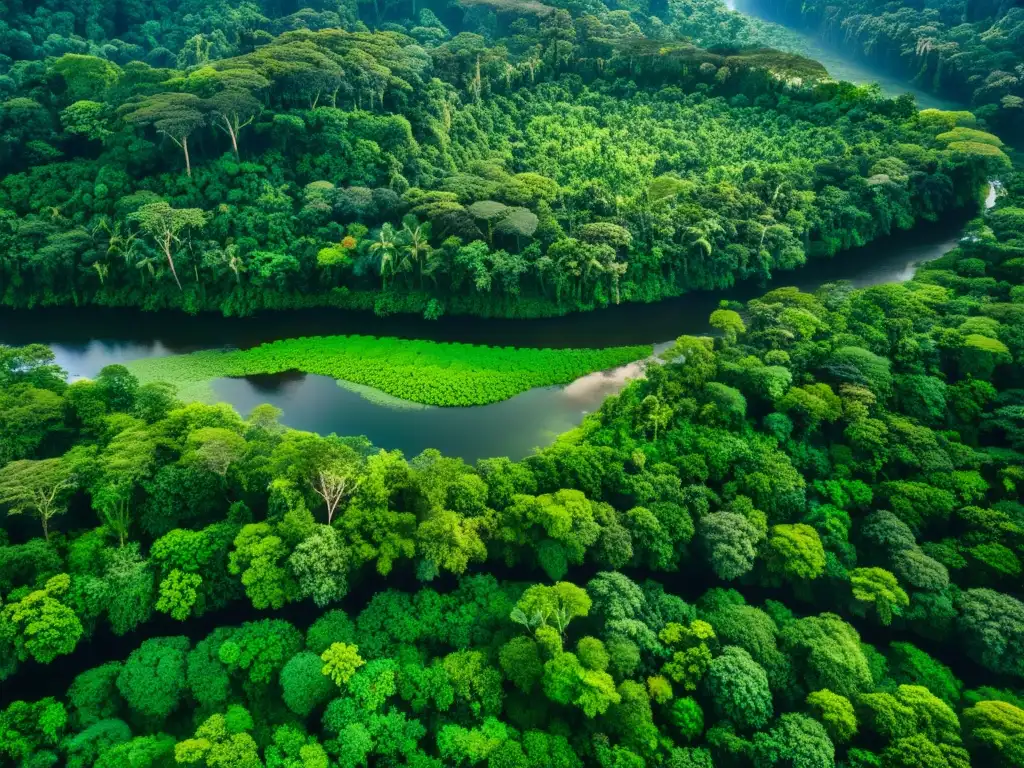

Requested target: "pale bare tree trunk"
[
  {"left": 222, "top": 115, "right": 239, "bottom": 158},
  {"left": 161, "top": 232, "right": 183, "bottom": 290}
]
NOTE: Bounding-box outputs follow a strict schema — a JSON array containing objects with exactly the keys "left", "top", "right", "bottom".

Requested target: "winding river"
[
  {"left": 0, "top": 9, "right": 1003, "bottom": 705},
  {"left": 0, "top": 215, "right": 975, "bottom": 461},
  {"left": 727, "top": 0, "right": 965, "bottom": 111},
  {"left": 0, "top": 4, "right": 993, "bottom": 461}
]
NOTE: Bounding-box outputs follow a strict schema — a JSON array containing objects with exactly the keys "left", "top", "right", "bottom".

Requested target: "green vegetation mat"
[{"left": 125, "top": 336, "right": 653, "bottom": 407}]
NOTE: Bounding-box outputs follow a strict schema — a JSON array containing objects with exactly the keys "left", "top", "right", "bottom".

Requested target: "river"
[
  {"left": 0, "top": 216, "right": 972, "bottom": 461},
  {"left": 0, "top": 4, "right": 990, "bottom": 463},
  {"left": 726, "top": 0, "right": 964, "bottom": 111}
]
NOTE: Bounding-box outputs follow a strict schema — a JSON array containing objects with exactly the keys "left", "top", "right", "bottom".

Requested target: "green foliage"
[
  {"left": 127, "top": 336, "right": 651, "bottom": 407},
  {"left": 0, "top": 573, "right": 83, "bottom": 664},
  {"left": 704, "top": 646, "right": 773, "bottom": 730},
  {"left": 116, "top": 636, "right": 190, "bottom": 723},
  {"left": 320, "top": 642, "right": 365, "bottom": 686}
]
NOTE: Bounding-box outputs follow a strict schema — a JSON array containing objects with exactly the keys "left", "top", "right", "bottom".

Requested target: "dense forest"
[
  {"left": 0, "top": 0, "right": 1011, "bottom": 317},
  {"left": 753, "top": 0, "right": 1024, "bottom": 137},
  {"left": 2, "top": 163, "right": 1022, "bottom": 766}
]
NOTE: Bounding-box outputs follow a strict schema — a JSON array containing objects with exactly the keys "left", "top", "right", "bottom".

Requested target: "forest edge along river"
[
  {"left": 0, "top": 0, "right": 996, "bottom": 461},
  {"left": 0, "top": 200, "right": 987, "bottom": 463}
]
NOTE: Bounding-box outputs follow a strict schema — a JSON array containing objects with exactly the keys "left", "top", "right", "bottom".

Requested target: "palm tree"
[
  {"left": 92, "top": 262, "right": 109, "bottom": 285},
  {"left": 400, "top": 221, "right": 432, "bottom": 288},
  {"left": 369, "top": 223, "right": 399, "bottom": 289}
]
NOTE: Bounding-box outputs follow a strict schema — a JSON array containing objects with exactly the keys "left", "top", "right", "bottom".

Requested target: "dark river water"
[{"left": 0, "top": 217, "right": 971, "bottom": 461}]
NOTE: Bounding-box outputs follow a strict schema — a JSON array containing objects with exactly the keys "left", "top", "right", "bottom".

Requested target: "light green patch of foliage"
[{"left": 126, "top": 336, "right": 652, "bottom": 407}]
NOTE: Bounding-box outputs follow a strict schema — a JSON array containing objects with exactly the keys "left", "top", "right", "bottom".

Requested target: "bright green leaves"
[
  {"left": 502, "top": 490, "right": 601, "bottom": 580},
  {"left": 661, "top": 621, "right": 717, "bottom": 692},
  {"left": 850, "top": 568, "right": 910, "bottom": 626},
  {"left": 320, "top": 642, "right": 365, "bottom": 687},
  {"left": 807, "top": 690, "right": 857, "bottom": 744},
  {"left": 174, "top": 706, "right": 260, "bottom": 768},
  {"left": 542, "top": 649, "right": 620, "bottom": 717},
  {"left": 416, "top": 511, "right": 488, "bottom": 576},
  {"left": 228, "top": 523, "right": 297, "bottom": 611},
  {"left": 0, "top": 573, "right": 83, "bottom": 665},
  {"left": 512, "top": 581, "right": 592, "bottom": 635},
  {"left": 155, "top": 570, "right": 203, "bottom": 621},
  {"left": 963, "top": 700, "right": 1024, "bottom": 768},
  {"left": 767, "top": 524, "right": 826, "bottom": 582}
]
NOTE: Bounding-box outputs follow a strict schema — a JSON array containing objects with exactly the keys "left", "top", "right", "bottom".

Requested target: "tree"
[
  {"left": 752, "top": 713, "right": 835, "bottom": 768},
  {"left": 104, "top": 544, "right": 155, "bottom": 636},
  {"left": 67, "top": 663, "right": 123, "bottom": 728},
  {"left": 705, "top": 646, "right": 773, "bottom": 730},
  {"left": 513, "top": 582, "right": 592, "bottom": 636},
  {"left": 807, "top": 690, "right": 857, "bottom": 743},
  {"left": 119, "top": 93, "right": 206, "bottom": 176},
  {"left": 281, "top": 651, "right": 335, "bottom": 717},
  {"left": 710, "top": 309, "right": 745, "bottom": 344},
  {"left": 662, "top": 336, "right": 717, "bottom": 389},
  {"left": 766, "top": 524, "right": 826, "bottom": 582},
  {"left": 499, "top": 636, "right": 544, "bottom": 693},
  {"left": 671, "top": 698, "right": 706, "bottom": 741},
  {"left": 0, "top": 458, "right": 76, "bottom": 540},
  {"left": 321, "top": 642, "right": 364, "bottom": 686},
  {"left": 155, "top": 570, "right": 202, "bottom": 621},
  {"left": 51, "top": 54, "right": 122, "bottom": 101},
  {"left": 850, "top": 568, "right": 910, "bottom": 626},
  {"left": 887, "top": 643, "right": 961, "bottom": 706},
  {"left": 881, "top": 734, "right": 970, "bottom": 768},
  {"left": 0, "top": 697, "right": 67, "bottom": 764},
  {"left": 543, "top": 651, "right": 620, "bottom": 717},
  {"left": 638, "top": 395, "right": 674, "bottom": 441},
  {"left": 400, "top": 220, "right": 432, "bottom": 287},
  {"left": 174, "top": 706, "right": 260, "bottom": 768},
  {"left": 310, "top": 455, "right": 362, "bottom": 524},
  {"left": 206, "top": 88, "right": 263, "bottom": 159},
  {"left": 962, "top": 700, "right": 1024, "bottom": 768},
  {"left": 699, "top": 512, "right": 762, "bottom": 581},
  {"left": 468, "top": 201, "right": 509, "bottom": 244},
  {"left": 117, "top": 636, "right": 190, "bottom": 722},
  {"left": 129, "top": 202, "right": 207, "bottom": 290},
  {"left": 661, "top": 621, "right": 717, "bottom": 692},
  {"left": 780, "top": 614, "right": 872, "bottom": 699},
  {"left": 417, "top": 511, "right": 488, "bottom": 576},
  {"left": 186, "top": 427, "right": 246, "bottom": 477},
  {"left": 957, "top": 589, "right": 1024, "bottom": 677},
  {"left": 289, "top": 525, "right": 351, "bottom": 607},
  {"left": 218, "top": 619, "right": 303, "bottom": 686},
  {"left": 370, "top": 223, "right": 400, "bottom": 288},
  {"left": 0, "top": 574, "right": 83, "bottom": 664},
  {"left": 229, "top": 523, "right": 297, "bottom": 610}
]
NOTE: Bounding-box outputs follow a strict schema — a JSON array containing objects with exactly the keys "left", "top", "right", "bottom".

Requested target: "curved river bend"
[
  {"left": 0, "top": 215, "right": 973, "bottom": 461},
  {"left": 0, "top": 0, "right": 993, "bottom": 461}
]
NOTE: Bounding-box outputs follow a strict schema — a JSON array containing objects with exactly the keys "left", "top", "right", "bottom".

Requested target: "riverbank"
[{"left": 0, "top": 208, "right": 974, "bottom": 462}]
